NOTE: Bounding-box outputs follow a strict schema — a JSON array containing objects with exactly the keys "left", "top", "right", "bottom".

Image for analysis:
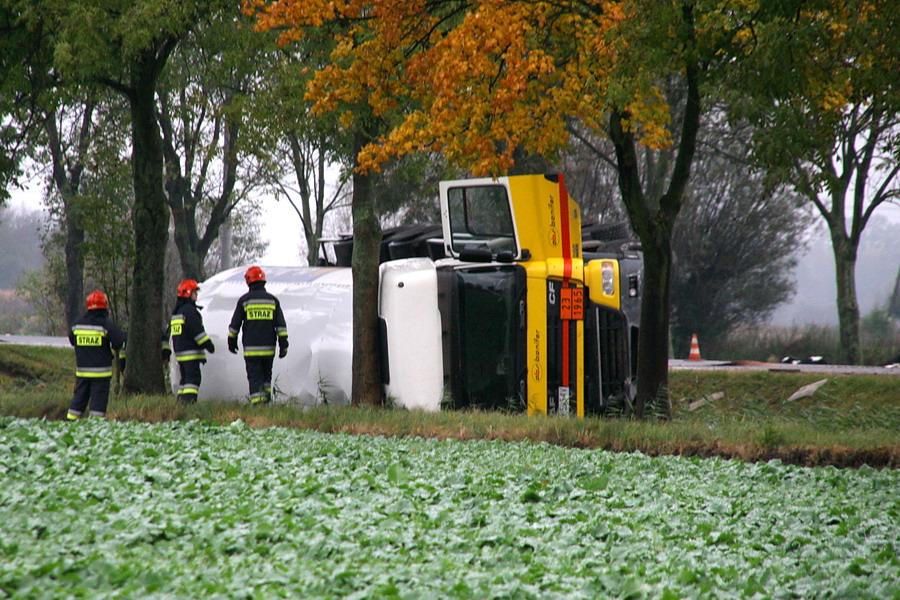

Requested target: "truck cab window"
[{"left": 447, "top": 185, "right": 517, "bottom": 256}]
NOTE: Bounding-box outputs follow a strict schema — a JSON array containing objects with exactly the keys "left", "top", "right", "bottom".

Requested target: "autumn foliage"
[{"left": 243, "top": 0, "right": 637, "bottom": 175}]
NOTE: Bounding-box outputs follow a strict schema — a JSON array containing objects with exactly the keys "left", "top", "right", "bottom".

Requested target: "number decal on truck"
[{"left": 559, "top": 287, "right": 584, "bottom": 320}]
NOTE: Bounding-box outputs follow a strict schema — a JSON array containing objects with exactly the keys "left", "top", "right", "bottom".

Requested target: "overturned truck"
[{"left": 192, "top": 174, "right": 642, "bottom": 416}]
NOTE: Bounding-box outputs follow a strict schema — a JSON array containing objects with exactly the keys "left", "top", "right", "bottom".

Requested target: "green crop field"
[{"left": 1, "top": 417, "right": 897, "bottom": 599}]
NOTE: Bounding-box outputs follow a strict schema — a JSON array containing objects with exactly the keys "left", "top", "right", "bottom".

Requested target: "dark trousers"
[
  {"left": 68, "top": 377, "right": 111, "bottom": 419},
  {"left": 245, "top": 356, "right": 274, "bottom": 403},
  {"left": 177, "top": 360, "right": 203, "bottom": 404}
]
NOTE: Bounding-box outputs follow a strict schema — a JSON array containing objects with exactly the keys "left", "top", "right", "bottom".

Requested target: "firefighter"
[
  {"left": 171, "top": 279, "right": 215, "bottom": 404},
  {"left": 228, "top": 266, "right": 289, "bottom": 404},
  {"left": 66, "top": 290, "right": 127, "bottom": 420}
]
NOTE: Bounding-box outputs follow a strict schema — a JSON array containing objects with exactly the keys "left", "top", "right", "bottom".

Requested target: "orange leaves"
[
  {"left": 368, "top": 1, "right": 612, "bottom": 174},
  {"left": 622, "top": 86, "right": 672, "bottom": 149},
  {"left": 820, "top": 85, "right": 851, "bottom": 111},
  {"left": 244, "top": 0, "right": 665, "bottom": 174},
  {"left": 248, "top": 0, "right": 347, "bottom": 30}
]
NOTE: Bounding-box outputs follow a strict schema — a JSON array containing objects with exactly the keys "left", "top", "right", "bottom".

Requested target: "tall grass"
[
  {"left": 3, "top": 374, "right": 898, "bottom": 468},
  {"left": 0, "top": 344, "right": 71, "bottom": 388},
  {"left": 2, "top": 344, "right": 898, "bottom": 467}
]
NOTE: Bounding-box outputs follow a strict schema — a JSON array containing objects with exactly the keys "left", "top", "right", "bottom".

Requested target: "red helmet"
[
  {"left": 177, "top": 279, "right": 200, "bottom": 298},
  {"left": 244, "top": 266, "right": 266, "bottom": 284},
  {"left": 86, "top": 290, "right": 108, "bottom": 310}
]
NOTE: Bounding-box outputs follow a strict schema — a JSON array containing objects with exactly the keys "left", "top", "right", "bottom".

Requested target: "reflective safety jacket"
[
  {"left": 171, "top": 297, "right": 214, "bottom": 362},
  {"left": 68, "top": 309, "right": 127, "bottom": 378},
  {"left": 228, "top": 282, "right": 288, "bottom": 357}
]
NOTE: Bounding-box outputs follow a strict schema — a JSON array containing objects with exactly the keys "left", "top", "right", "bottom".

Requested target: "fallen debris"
[
  {"left": 786, "top": 379, "right": 829, "bottom": 402},
  {"left": 689, "top": 391, "right": 725, "bottom": 411},
  {"left": 781, "top": 355, "right": 828, "bottom": 365}
]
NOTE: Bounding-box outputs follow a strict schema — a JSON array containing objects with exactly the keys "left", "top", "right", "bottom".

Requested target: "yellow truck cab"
[{"left": 435, "top": 174, "right": 640, "bottom": 415}]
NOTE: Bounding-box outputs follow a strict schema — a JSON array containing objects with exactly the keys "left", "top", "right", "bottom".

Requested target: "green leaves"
[
  {"left": 386, "top": 462, "right": 409, "bottom": 485},
  {"left": 0, "top": 418, "right": 898, "bottom": 598}
]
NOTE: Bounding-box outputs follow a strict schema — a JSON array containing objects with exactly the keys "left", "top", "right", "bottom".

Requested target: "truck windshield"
[{"left": 446, "top": 185, "right": 517, "bottom": 256}]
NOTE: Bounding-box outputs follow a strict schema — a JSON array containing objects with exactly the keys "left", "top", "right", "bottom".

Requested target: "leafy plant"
[{"left": 0, "top": 419, "right": 897, "bottom": 599}]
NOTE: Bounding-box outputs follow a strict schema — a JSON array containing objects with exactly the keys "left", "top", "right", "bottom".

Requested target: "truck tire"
[{"left": 583, "top": 221, "right": 632, "bottom": 242}]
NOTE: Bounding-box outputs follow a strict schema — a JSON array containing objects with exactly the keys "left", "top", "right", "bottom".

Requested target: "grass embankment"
[{"left": 1, "top": 343, "right": 898, "bottom": 468}]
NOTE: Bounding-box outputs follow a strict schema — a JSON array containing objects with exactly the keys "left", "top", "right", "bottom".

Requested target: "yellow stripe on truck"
[
  {"left": 524, "top": 267, "right": 548, "bottom": 415},
  {"left": 576, "top": 317, "right": 584, "bottom": 418}
]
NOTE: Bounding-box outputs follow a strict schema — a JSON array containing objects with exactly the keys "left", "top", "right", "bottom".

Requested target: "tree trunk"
[
  {"left": 220, "top": 217, "right": 233, "bottom": 271},
  {"left": 633, "top": 228, "right": 674, "bottom": 418},
  {"left": 45, "top": 110, "right": 90, "bottom": 326},
  {"left": 313, "top": 149, "right": 327, "bottom": 265},
  {"left": 287, "top": 130, "right": 322, "bottom": 267},
  {"left": 122, "top": 55, "right": 168, "bottom": 394},
  {"left": 63, "top": 212, "right": 85, "bottom": 325},
  {"left": 162, "top": 136, "right": 204, "bottom": 279},
  {"left": 160, "top": 94, "right": 236, "bottom": 282},
  {"left": 172, "top": 202, "right": 205, "bottom": 280},
  {"left": 832, "top": 234, "right": 861, "bottom": 364},
  {"left": 610, "top": 108, "right": 678, "bottom": 420},
  {"left": 350, "top": 134, "right": 384, "bottom": 406}
]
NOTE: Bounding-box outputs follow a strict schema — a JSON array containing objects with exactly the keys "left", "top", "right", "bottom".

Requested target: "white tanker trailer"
[
  {"left": 180, "top": 174, "right": 642, "bottom": 416},
  {"left": 178, "top": 260, "right": 443, "bottom": 410}
]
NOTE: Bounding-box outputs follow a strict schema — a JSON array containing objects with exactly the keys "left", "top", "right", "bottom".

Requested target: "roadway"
[{"left": 0, "top": 334, "right": 70, "bottom": 348}]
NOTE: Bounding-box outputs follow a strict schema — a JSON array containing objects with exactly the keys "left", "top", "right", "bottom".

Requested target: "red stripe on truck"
[{"left": 559, "top": 175, "right": 571, "bottom": 389}]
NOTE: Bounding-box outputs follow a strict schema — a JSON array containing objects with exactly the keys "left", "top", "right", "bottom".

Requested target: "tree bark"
[
  {"left": 122, "top": 50, "right": 170, "bottom": 394},
  {"left": 159, "top": 91, "right": 237, "bottom": 281},
  {"left": 633, "top": 227, "right": 674, "bottom": 417},
  {"left": 831, "top": 233, "right": 861, "bottom": 364},
  {"left": 890, "top": 266, "right": 900, "bottom": 320},
  {"left": 287, "top": 131, "right": 331, "bottom": 267},
  {"left": 609, "top": 110, "right": 675, "bottom": 420},
  {"left": 63, "top": 214, "right": 85, "bottom": 325},
  {"left": 170, "top": 197, "right": 204, "bottom": 279},
  {"left": 350, "top": 133, "right": 384, "bottom": 406},
  {"left": 219, "top": 217, "right": 233, "bottom": 271},
  {"left": 160, "top": 103, "right": 204, "bottom": 281}
]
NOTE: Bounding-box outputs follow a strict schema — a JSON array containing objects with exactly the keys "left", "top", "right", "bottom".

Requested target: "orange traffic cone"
[{"left": 688, "top": 334, "right": 702, "bottom": 361}]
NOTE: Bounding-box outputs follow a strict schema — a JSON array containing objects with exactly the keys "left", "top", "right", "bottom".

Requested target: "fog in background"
[{"left": 771, "top": 211, "right": 900, "bottom": 325}]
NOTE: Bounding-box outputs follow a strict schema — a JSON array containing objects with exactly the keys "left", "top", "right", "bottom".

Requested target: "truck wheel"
[{"left": 584, "top": 221, "right": 632, "bottom": 241}]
